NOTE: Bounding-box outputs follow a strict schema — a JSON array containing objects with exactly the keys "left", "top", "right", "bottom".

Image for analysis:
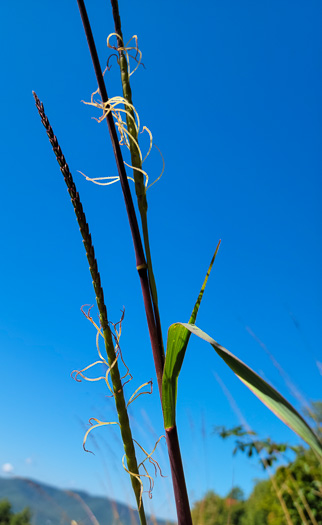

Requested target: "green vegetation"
[
  {"left": 0, "top": 500, "right": 31, "bottom": 525},
  {"left": 192, "top": 488, "right": 245, "bottom": 525},
  {"left": 192, "top": 445, "right": 322, "bottom": 525},
  {"left": 33, "top": 1, "right": 322, "bottom": 523},
  {"left": 193, "top": 402, "right": 322, "bottom": 524}
]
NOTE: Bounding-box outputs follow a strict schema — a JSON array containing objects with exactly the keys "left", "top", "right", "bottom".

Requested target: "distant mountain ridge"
[{"left": 0, "top": 476, "right": 173, "bottom": 525}]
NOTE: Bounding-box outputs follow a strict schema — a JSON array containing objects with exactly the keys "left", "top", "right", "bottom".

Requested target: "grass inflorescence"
[{"left": 33, "top": 91, "right": 151, "bottom": 524}]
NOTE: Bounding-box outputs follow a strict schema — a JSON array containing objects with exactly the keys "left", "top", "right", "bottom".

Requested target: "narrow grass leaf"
[
  {"left": 179, "top": 322, "right": 322, "bottom": 459},
  {"left": 162, "top": 242, "right": 220, "bottom": 428}
]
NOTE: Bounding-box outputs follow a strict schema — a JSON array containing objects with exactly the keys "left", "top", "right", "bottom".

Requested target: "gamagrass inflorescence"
[
  {"left": 71, "top": 305, "right": 165, "bottom": 507},
  {"left": 35, "top": 3, "right": 322, "bottom": 525},
  {"left": 33, "top": 91, "right": 164, "bottom": 519},
  {"left": 81, "top": 34, "right": 164, "bottom": 190}
]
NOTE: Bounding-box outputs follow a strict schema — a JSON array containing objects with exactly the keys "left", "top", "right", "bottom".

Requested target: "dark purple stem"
[
  {"left": 76, "top": 0, "right": 164, "bottom": 395},
  {"left": 76, "top": 2, "right": 192, "bottom": 523}
]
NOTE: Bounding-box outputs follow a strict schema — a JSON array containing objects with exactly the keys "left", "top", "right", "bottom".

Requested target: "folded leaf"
[{"left": 177, "top": 322, "right": 322, "bottom": 460}]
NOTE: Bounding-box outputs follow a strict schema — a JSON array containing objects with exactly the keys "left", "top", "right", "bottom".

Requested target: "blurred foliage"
[
  {"left": 192, "top": 402, "right": 321, "bottom": 524},
  {"left": 241, "top": 447, "right": 322, "bottom": 525},
  {"left": 191, "top": 488, "right": 245, "bottom": 525},
  {"left": 214, "top": 424, "right": 300, "bottom": 467},
  {"left": 0, "top": 500, "right": 32, "bottom": 525}
]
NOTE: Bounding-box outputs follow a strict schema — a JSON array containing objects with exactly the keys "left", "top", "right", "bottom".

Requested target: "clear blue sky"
[{"left": 0, "top": 0, "right": 321, "bottom": 521}]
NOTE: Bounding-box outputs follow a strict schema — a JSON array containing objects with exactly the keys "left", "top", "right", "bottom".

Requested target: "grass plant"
[
  {"left": 33, "top": 1, "right": 322, "bottom": 524},
  {"left": 33, "top": 92, "right": 148, "bottom": 525}
]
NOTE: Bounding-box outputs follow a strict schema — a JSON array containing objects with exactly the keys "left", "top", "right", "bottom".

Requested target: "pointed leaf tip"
[{"left": 162, "top": 242, "right": 221, "bottom": 428}]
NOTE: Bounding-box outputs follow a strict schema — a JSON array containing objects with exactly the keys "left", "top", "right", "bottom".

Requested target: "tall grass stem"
[
  {"left": 109, "top": 1, "right": 193, "bottom": 523},
  {"left": 33, "top": 91, "right": 147, "bottom": 525},
  {"left": 109, "top": 0, "right": 164, "bottom": 360},
  {"left": 75, "top": 2, "right": 193, "bottom": 522},
  {"left": 76, "top": 0, "right": 165, "bottom": 396}
]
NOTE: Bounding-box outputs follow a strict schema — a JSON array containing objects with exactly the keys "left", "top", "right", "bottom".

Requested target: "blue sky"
[{"left": 0, "top": 0, "right": 321, "bottom": 521}]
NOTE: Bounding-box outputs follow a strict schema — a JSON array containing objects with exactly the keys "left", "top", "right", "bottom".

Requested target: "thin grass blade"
[{"left": 179, "top": 322, "right": 322, "bottom": 459}]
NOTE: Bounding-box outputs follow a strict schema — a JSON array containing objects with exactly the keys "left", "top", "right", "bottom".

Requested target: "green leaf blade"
[
  {"left": 181, "top": 323, "right": 322, "bottom": 460},
  {"left": 189, "top": 241, "right": 221, "bottom": 325}
]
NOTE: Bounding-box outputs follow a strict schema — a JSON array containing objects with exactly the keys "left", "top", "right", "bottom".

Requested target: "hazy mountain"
[{"left": 0, "top": 477, "right": 174, "bottom": 525}]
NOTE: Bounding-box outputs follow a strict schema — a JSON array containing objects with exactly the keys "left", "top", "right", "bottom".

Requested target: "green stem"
[
  {"left": 76, "top": 0, "right": 165, "bottom": 397},
  {"left": 111, "top": 6, "right": 163, "bottom": 356},
  {"left": 33, "top": 92, "right": 147, "bottom": 525}
]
